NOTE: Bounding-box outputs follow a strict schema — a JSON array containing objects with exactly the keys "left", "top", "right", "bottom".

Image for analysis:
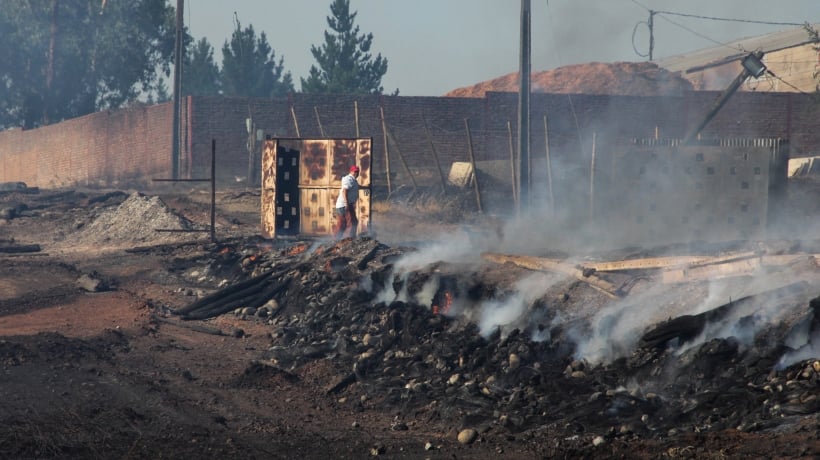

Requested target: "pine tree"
[
  {"left": 183, "top": 37, "right": 221, "bottom": 96},
  {"left": 221, "top": 22, "right": 294, "bottom": 98},
  {"left": 301, "top": 0, "right": 390, "bottom": 94}
]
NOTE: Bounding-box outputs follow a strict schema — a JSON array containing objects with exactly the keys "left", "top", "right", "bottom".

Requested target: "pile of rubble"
[
  {"left": 165, "top": 235, "right": 820, "bottom": 450},
  {"left": 61, "top": 192, "right": 201, "bottom": 250}
]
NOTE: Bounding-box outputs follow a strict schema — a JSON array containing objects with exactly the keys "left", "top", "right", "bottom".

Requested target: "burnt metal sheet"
[
  {"left": 300, "top": 140, "right": 330, "bottom": 187},
  {"left": 261, "top": 140, "right": 278, "bottom": 238},
  {"left": 300, "top": 188, "right": 331, "bottom": 235},
  {"left": 357, "top": 138, "right": 372, "bottom": 187}
]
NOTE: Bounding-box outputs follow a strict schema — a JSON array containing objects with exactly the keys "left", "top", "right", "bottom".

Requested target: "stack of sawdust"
[
  {"left": 444, "top": 61, "right": 693, "bottom": 97},
  {"left": 63, "top": 192, "right": 198, "bottom": 249}
]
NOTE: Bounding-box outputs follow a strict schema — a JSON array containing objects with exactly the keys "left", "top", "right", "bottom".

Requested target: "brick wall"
[
  {"left": 0, "top": 103, "right": 172, "bottom": 188},
  {"left": 1, "top": 91, "right": 817, "bottom": 190}
]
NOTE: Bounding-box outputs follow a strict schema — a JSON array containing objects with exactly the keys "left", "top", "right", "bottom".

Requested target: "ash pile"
[{"left": 169, "top": 235, "right": 820, "bottom": 448}]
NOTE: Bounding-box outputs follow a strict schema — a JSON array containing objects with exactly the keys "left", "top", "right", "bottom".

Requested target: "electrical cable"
[
  {"left": 629, "top": 0, "right": 808, "bottom": 56},
  {"left": 654, "top": 13, "right": 745, "bottom": 53},
  {"left": 651, "top": 10, "right": 803, "bottom": 27},
  {"left": 632, "top": 20, "right": 650, "bottom": 58},
  {"left": 765, "top": 69, "right": 811, "bottom": 94},
  {"left": 629, "top": 0, "right": 804, "bottom": 27}
]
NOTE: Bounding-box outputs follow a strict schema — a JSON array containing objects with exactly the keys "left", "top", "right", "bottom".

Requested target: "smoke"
[
  {"left": 392, "top": 228, "right": 488, "bottom": 272},
  {"left": 476, "top": 272, "right": 559, "bottom": 338}
]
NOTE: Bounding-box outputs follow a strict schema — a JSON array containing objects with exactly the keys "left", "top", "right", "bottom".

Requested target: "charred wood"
[
  {"left": 0, "top": 244, "right": 41, "bottom": 253},
  {"left": 183, "top": 278, "right": 291, "bottom": 320}
]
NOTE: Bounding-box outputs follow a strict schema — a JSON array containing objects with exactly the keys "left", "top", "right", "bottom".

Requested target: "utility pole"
[
  {"left": 517, "top": 0, "right": 531, "bottom": 214},
  {"left": 648, "top": 10, "right": 655, "bottom": 61},
  {"left": 172, "top": 0, "right": 184, "bottom": 179}
]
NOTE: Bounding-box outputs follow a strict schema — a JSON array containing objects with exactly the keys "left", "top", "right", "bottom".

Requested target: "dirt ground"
[
  {"left": 0, "top": 187, "right": 504, "bottom": 459},
  {"left": 0, "top": 184, "right": 819, "bottom": 459}
]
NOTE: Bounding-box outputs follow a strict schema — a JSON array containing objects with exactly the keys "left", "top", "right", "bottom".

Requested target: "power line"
[
  {"left": 630, "top": 0, "right": 805, "bottom": 27},
  {"left": 652, "top": 10, "right": 804, "bottom": 27},
  {"left": 629, "top": 0, "right": 809, "bottom": 58},
  {"left": 655, "top": 12, "right": 745, "bottom": 53},
  {"left": 765, "top": 70, "right": 811, "bottom": 94}
]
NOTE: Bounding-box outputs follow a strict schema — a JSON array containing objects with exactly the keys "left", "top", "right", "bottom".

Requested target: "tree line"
[{"left": 0, "top": 0, "right": 391, "bottom": 129}]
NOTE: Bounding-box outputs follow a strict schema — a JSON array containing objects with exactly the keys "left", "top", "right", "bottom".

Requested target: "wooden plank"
[
  {"left": 582, "top": 256, "right": 714, "bottom": 272},
  {"left": 482, "top": 252, "right": 621, "bottom": 299},
  {"left": 662, "top": 254, "right": 819, "bottom": 284},
  {"left": 581, "top": 251, "right": 758, "bottom": 272}
]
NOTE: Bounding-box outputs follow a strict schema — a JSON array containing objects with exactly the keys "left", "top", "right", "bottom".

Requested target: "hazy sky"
[{"left": 185, "top": 0, "right": 819, "bottom": 96}]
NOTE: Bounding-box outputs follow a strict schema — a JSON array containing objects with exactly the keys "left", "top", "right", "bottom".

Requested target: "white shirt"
[{"left": 335, "top": 173, "right": 360, "bottom": 208}]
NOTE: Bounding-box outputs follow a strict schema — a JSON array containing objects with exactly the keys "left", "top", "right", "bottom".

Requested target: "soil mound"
[{"left": 444, "top": 61, "right": 693, "bottom": 97}]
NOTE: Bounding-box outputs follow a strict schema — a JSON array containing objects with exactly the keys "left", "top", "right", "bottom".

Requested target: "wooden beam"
[
  {"left": 482, "top": 252, "right": 621, "bottom": 298},
  {"left": 662, "top": 254, "right": 819, "bottom": 284}
]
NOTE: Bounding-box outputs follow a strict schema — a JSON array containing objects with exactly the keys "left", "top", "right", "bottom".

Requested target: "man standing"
[{"left": 334, "top": 165, "right": 360, "bottom": 239}]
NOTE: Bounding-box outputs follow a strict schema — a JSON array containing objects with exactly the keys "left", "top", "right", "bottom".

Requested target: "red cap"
[{"left": 350, "top": 165, "right": 360, "bottom": 173}]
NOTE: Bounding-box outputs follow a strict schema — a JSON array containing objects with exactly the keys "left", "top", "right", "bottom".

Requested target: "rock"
[
  {"left": 592, "top": 435, "right": 606, "bottom": 446},
  {"left": 76, "top": 273, "right": 107, "bottom": 292},
  {"left": 508, "top": 353, "right": 520, "bottom": 370},
  {"left": 457, "top": 428, "right": 478, "bottom": 444},
  {"left": 263, "top": 298, "right": 279, "bottom": 311}
]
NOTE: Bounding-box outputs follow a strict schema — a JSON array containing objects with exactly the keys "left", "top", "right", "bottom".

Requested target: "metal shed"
[{"left": 261, "top": 137, "right": 373, "bottom": 238}]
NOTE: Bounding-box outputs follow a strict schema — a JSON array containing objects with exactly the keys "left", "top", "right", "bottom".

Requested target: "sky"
[{"left": 186, "top": 0, "right": 820, "bottom": 96}]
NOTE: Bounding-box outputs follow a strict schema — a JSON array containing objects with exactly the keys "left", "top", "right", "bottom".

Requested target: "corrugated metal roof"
[{"left": 656, "top": 24, "right": 820, "bottom": 74}]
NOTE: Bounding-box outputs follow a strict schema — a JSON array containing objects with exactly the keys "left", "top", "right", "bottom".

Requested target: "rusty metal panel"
[
  {"left": 300, "top": 140, "right": 330, "bottom": 187},
  {"left": 357, "top": 138, "right": 372, "bottom": 187},
  {"left": 261, "top": 140, "right": 278, "bottom": 238},
  {"left": 356, "top": 187, "right": 372, "bottom": 235},
  {"left": 329, "top": 139, "right": 358, "bottom": 186},
  {"left": 300, "top": 188, "right": 331, "bottom": 235},
  {"left": 328, "top": 138, "right": 372, "bottom": 187}
]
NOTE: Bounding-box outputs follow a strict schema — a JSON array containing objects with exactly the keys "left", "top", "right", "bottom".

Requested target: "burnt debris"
[{"left": 166, "top": 236, "right": 820, "bottom": 445}]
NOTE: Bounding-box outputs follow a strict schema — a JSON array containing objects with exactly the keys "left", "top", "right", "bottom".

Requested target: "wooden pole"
[
  {"left": 422, "top": 113, "right": 448, "bottom": 192},
  {"left": 544, "top": 115, "right": 554, "bottom": 214},
  {"left": 517, "top": 0, "right": 532, "bottom": 213},
  {"left": 171, "top": 0, "right": 184, "bottom": 179},
  {"left": 507, "top": 121, "right": 518, "bottom": 208},
  {"left": 379, "top": 106, "right": 392, "bottom": 194},
  {"left": 464, "top": 118, "right": 483, "bottom": 213},
  {"left": 384, "top": 124, "right": 418, "bottom": 190},
  {"left": 589, "top": 132, "right": 596, "bottom": 224},
  {"left": 354, "top": 101, "right": 360, "bottom": 137},
  {"left": 210, "top": 139, "right": 216, "bottom": 243},
  {"left": 290, "top": 106, "right": 300, "bottom": 137},
  {"left": 314, "top": 106, "right": 325, "bottom": 137}
]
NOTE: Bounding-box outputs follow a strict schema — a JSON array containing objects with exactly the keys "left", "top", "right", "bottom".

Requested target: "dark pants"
[{"left": 333, "top": 205, "right": 358, "bottom": 239}]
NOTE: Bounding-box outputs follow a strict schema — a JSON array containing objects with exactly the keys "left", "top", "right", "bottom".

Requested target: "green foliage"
[
  {"left": 0, "top": 0, "right": 175, "bottom": 128},
  {"left": 183, "top": 37, "right": 221, "bottom": 96},
  {"left": 220, "top": 22, "right": 294, "bottom": 98},
  {"left": 301, "top": 0, "right": 391, "bottom": 95}
]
